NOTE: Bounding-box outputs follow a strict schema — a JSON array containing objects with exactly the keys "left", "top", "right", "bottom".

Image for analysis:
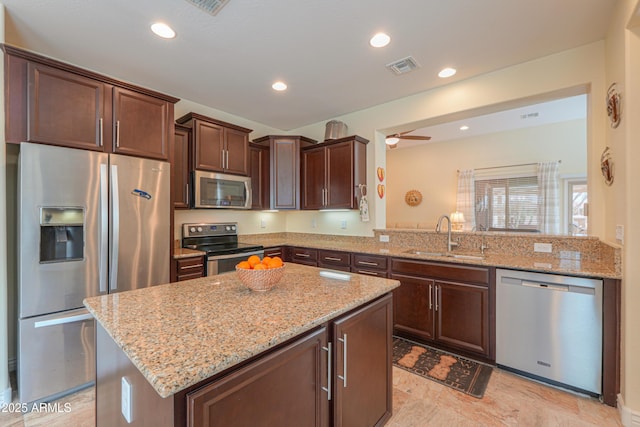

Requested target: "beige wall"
[
  {"left": 386, "top": 119, "right": 587, "bottom": 231},
  {"left": 607, "top": 0, "right": 640, "bottom": 417},
  {"left": 291, "top": 41, "right": 608, "bottom": 239}
]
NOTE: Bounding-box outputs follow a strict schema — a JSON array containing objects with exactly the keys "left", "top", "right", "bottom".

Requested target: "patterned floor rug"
[{"left": 392, "top": 336, "right": 493, "bottom": 398}]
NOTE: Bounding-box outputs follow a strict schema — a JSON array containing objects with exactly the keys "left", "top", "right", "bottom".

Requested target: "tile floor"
[{"left": 1, "top": 367, "right": 622, "bottom": 426}]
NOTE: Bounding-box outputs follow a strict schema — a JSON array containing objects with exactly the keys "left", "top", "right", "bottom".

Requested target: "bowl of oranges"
[{"left": 235, "top": 255, "right": 285, "bottom": 292}]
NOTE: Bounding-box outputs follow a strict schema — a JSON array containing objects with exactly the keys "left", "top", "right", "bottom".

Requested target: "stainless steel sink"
[{"left": 402, "top": 249, "right": 485, "bottom": 260}]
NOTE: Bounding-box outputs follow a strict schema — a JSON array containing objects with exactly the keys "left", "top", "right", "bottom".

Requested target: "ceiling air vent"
[
  {"left": 386, "top": 56, "right": 420, "bottom": 75},
  {"left": 185, "top": 0, "right": 230, "bottom": 16}
]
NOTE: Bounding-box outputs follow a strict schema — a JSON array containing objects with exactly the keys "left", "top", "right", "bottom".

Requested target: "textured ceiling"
[{"left": 2, "top": 0, "right": 616, "bottom": 130}]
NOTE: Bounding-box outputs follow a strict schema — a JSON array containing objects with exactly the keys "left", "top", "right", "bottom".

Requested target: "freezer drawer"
[
  {"left": 496, "top": 269, "right": 602, "bottom": 395},
  {"left": 18, "top": 308, "right": 95, "bottom": 403}
]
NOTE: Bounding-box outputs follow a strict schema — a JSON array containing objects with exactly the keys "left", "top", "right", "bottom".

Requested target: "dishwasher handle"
[{"left": 521, "top": 280, "right": 569, "bottom": 292}]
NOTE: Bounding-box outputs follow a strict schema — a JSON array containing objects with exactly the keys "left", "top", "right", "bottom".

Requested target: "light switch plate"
[
  {"left": 340, "top": 220, "right": 347, "bottom": 229},
  {"left": 534, "top": 243, "right": 553, "bottom": 253},
  {"left": 260, "top": 219, "right": 266, "bottom": 228},
  {"left": 616, "top": 225, "right": 624, "bottom": 244},
  {"left": 379, "top": 235, "right": 390, "bottom": 243}
]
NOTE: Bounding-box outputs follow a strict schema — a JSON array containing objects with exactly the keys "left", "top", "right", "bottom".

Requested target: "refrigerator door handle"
[
  {"left": 99, "top": 163, "right": 108, "bottom": 294},
  {"left": 34, "top": 312, "right": 93, "bottom": 328},
  {"left": 110, "top": 164, "right": 120, "bottom": 291}
]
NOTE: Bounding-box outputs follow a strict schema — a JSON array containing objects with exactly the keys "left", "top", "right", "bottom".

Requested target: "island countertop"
[{"left": 83, "top": 264, "right": 400, "bottom": 398}]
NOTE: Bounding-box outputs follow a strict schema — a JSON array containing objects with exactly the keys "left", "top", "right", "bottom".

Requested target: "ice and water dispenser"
[{"left": 39, "top": 207, "right": 84, "bottom": 263}]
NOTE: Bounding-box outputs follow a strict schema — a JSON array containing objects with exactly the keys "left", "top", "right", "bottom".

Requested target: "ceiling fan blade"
[{"left": 397, "top": 135, "right": 431, "bottom": 140}]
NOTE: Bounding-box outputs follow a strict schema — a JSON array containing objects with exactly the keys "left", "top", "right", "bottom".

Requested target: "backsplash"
[{"left": 373, "top": 229, "right": 620, "bottom": 265}]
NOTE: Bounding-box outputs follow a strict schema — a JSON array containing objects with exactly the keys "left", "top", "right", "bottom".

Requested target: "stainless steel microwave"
[{"left": 193, "top": 170, "right": 252, "bottom": 209}]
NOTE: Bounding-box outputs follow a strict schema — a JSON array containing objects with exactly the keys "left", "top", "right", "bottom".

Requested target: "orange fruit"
[
  {"left": 237, "top": 261, "right": 251, "bottom": 270},
  {"left": 262, "top": 256, "right": 272, "bottom": 264},
  {"left": 247, "top": 255, "right": 261, "bottom": 266},
  {"left": 253, "top": 263, "right": 267, "bottom": 270},
  {"left": 269, "top": 257, "right": 283, "bottom": 268}
]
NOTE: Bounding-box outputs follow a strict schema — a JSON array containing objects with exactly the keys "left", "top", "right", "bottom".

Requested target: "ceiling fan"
[{"left": 385, "top": 131, "right": 431, "bottom": 149}]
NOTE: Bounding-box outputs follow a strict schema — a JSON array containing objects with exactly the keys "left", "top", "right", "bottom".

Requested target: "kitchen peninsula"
[{"left": 84, "top": 264, "right": 400, "bottom": 427}]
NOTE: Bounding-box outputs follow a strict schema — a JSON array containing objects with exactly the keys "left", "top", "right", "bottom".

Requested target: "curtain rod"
[{"left": 458, "top": 160, "right": 561, "bottom": 173}]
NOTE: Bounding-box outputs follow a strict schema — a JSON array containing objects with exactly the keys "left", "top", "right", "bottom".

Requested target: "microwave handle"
[{"left": 245, "top": 179, "right": 253, "bottom": 208}]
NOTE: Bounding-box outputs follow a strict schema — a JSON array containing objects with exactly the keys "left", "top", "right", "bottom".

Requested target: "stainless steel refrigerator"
[{"left": 17, "top": 142, "right": 170, "bottom": 403}]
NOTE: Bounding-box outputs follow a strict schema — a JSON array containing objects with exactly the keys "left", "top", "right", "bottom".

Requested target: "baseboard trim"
[{"left": 618, "top": 394, "right": 640, "bottom": 426}]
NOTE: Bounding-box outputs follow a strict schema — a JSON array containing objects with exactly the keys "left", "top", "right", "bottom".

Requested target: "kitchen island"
[{"left": 84, "top": 264, "right": 400, "bottom": 426}]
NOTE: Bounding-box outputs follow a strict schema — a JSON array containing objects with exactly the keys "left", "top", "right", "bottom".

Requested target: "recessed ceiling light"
[
  {"left": 460, "top": 125, "right": 469, "bottom": 131},
  {"left": 370, "top": 33, "right": 391, "bottom": 48},
  {"left": 272, "top": 81, "right": 287, "bottom": 91},
  {"left": 151, "top": 22, "right": 176, "bottom": 39},
  {"left": 438, "top": 67, "right": 457, "bottom": 78}
]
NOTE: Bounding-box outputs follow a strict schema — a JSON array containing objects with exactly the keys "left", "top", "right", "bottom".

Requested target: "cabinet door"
[
  {"left": 173, "top": 127, "right": 190, "bottom": 209},
  {"left": 435, "top": 280, "right": 490, "bottom": 356},
  {"left": 263, "top": 246, "right": 284, "bottom": 258},
  {"left": 271, "top": 137, "right": 301, "bottom": 209},
  {"left": 326, "top": 141, "right": 355, "bottom": 208},
  {"left": 27, "top": 62, "right": 106, "bottom": 150},
  {"left": 249, "top": 144, "right": 270, "bottom": 209},
  {"left": 187, "top": 327, "right": 329, "bottom": 427},
  {"left": 224, "top": 127, "right": 249, "bottom": 175},
  {"left": 113, "top": 87, "right": 169, "bottom": 160},
  {"left": 193, "top": 119, "right": 224, "bottom": 172},
  {"left": 302, "top": 146, "right": 326, "bottom": 209},
  {"left": 390, "top": 273, "right": 435, "bottom": 341},
  {"left": 332, "top": 294, "right": 393, "bottom": 427}
]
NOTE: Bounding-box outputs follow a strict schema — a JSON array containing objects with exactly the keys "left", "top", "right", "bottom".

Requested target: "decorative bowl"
[{"left": 235, "top": 265, "right": 285, "bottom": 292}]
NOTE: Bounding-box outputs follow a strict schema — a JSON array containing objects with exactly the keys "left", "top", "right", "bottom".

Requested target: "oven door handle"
[{"left": 208, "top": 249, "right": 264, "bottom": 261}]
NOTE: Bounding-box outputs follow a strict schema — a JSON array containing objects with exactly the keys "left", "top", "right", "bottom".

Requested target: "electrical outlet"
[
  {"left": 616, "top": 225, "right": 624, "bottom": 244},
  {"left": 121, "top": 377, "right": 133, "bottom": 423},
  {"left": 340, "top": 220, "right": 347, "bottom": 229},
  {"left": 260, "top": 219, "right": 266, "bottom": 229},
  {"left": 534, "top": 243, "right": 553, "bottom": 253},
  {"left": 311, "top": 218, "right": 317, "bottom": 228},
  {"left": 379, "top": 235, "right": 390, "bottom": 243}
]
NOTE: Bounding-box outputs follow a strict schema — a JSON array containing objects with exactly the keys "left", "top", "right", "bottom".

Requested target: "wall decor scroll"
[
  {"left": 377, "top": 167, "right": 385, "bottom": 182},
  {"left": 600, "top": 146, "right": 614, "bottom": 186},
  {"left": 606, "top": 83, "right": 621, "bottom": 128},
  {"left": 377, "top": 184, "right": 385, "bottom": 199},
  {"left": 404, "top": 189, "right": 422, "bottom": 206}
]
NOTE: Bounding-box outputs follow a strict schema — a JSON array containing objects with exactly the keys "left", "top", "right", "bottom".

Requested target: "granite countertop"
[
  {"left": 83, "top": 264, "right": 400, "bottom": 398},
  {"left": 242, "top": 236, "right": 620, "bottom": 279},
  {"left": 173, "top": 247, "right": 206, "bottom": 259}
]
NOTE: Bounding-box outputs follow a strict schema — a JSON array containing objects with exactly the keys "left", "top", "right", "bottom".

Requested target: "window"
[
  {"left": 475, "top": 176, "right": 540, "bottom": 232},
  {"left": 567, "top": 179, "right": 588, "bottom": 236}
]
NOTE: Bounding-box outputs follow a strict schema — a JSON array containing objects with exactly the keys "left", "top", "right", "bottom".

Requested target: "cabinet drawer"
[
  {"left": 353, "top": 254, "right": 388, "bottom": 271},
  {"left": 318, "top": 250, "right": 351, "bottom": 266},
  {"left": 351, "top": 267, "right": 389, "bottom": 278},
  {"left": 176, "top": 257, "right": 205, "bottom": 273},
  {"left": 391, "top": 258, "right": 488, "bottom": 285},
  {"left": 290, "top": 247, "right": 318, "bottom": 262},
  {"left": 264, "top": 247, "right": 284, "bottom": 258},
  {"left": 177, "top": 271, "right": 205, "bottom": 282}
]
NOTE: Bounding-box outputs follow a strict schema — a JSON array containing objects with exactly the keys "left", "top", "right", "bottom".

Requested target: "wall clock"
[{"left": 405, "top": 190, "right": 422, "bottom": 206}]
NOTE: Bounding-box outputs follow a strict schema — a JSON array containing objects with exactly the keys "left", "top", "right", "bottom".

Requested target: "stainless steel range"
[{"left": 182, "top": 223, "right": 263, "bottom": 275}]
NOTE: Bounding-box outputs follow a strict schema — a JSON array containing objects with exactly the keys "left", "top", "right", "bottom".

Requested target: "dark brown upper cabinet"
[
  {"left": 252, "top": 135, "right": 317, "bottom": 210},
  {"left": 301, "top": 135, "right": 368, "bottom": 210},
  {"left": 249, "top": 142, "right": 270, "bottom": 210},
  {"left": 173, "top": 124, "right": 191, "bottom": 209},
  {"left": 176, "top": 112, "right": 252, "bottom": 176},
  {"left": 3, "top": 45, "right": 178, "bottom": 160}
]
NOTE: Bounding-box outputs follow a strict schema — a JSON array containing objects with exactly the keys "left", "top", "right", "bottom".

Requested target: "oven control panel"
[{"left": 183, "top": 223, "right": 237, "bottom": 238}]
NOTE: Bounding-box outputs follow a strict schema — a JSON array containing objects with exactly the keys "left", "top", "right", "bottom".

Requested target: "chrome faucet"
[{"left": 436, "top": 214, "right": 459, "bottom": 252}]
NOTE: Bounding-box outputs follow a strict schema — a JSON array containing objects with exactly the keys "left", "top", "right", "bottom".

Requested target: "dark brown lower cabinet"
[
  {"left": 332, "top": 293, "right": 393, "bottom": 427},
  {"left": 391, "top": 259, "right": 492, "bottom": 360},
  {"left": 187, "top": 327, "right": 329, "bottom": 427},
  {"left": 184, "top": 293, "right": 393, "bottom": 427}
]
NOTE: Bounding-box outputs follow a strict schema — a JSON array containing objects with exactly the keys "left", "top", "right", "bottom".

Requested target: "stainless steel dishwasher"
[{"left": 496, "top": 268, "right": 603, "bottom": 395}]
